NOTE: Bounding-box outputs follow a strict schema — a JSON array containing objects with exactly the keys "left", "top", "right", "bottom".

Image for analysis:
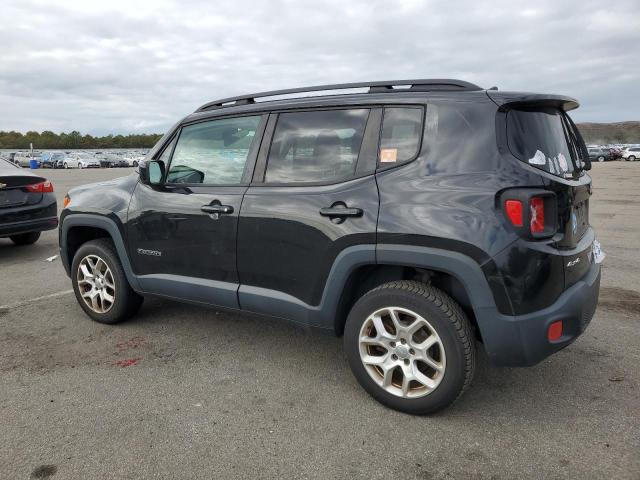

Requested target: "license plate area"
[
  {"left": 0, "top": 189, "right": 28, "bottom": 208},
  {"left": 592, "top": 239, "right": 605, "bottom": 264}
]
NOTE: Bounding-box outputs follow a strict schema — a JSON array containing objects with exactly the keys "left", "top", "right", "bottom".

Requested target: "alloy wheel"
[
  {"left": 76, "top": 254, "right": 116, "bottom": 313},
  {"left": 358, "top": 306, "right": 446, "bottom": 398}
]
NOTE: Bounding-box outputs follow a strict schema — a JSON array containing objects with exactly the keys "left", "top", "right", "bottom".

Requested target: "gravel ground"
[{"left": 1, "top": 164, "right": 639, "bottom": 479}]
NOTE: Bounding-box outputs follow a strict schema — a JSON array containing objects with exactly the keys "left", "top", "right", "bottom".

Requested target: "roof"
[{"left": 195, "top": 79, "right": 483, "bottom": 113}]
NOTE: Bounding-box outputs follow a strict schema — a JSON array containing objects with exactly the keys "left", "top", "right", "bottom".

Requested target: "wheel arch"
[
  {"left": 60, "top": 214, "right": 140, "bottom": 290},
  {"left": 331, "top": 244, "right": 499, "bottom": 341}
]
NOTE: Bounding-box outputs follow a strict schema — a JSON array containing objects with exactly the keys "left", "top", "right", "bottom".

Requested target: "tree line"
[{"left": 0, "top": 131, "right": 163, "bottom": 149}]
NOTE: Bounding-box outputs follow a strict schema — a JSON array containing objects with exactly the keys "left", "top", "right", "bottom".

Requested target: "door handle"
[
  {"left": 319, "top": 206, "right": 363, "bottom": 218},
  {"left": 201, "top": 204, "right": 234, "bottom": 215}
]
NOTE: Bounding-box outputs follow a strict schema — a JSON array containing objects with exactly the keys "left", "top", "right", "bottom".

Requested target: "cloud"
[{"left": 0, "top": 0, "right": 638, "bottom": 134}]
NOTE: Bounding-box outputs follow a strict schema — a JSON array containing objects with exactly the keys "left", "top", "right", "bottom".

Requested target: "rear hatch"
[
  {"left": 0, "top": 160, "right": 45, "bottom": 208},
  {"left": 492, "top": 93, "right": 594, "bottom": 288}
]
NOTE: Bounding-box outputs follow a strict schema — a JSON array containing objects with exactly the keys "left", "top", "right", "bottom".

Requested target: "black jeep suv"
[{"left": 59, "top": 79, "right": 603, "bottom": 414}]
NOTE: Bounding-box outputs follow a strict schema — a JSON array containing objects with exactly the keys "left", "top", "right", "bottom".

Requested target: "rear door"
[
  {"left": 127, "top": 114, "right": 267, "bottom": 308},
  {"left": 236, "top": 108, "right": 381, "bottom": 320}
]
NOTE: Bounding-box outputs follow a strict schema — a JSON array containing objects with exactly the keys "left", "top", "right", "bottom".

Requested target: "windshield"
[{"left": 507, "top": 107, "right": 586, "bottom": 178}]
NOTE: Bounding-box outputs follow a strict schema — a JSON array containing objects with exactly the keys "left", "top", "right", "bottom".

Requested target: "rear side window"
[
  {"left": 507, "top": 108, "right": 582, "bottom": 177},
  {"left": 379, "top": 107, "right": 423, "bottom": 165},
  {"left": 265, "top": 109, "right": 369, "bottom": 184}
]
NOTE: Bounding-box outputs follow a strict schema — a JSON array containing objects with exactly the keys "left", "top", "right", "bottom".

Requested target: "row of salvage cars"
[{"left": 3, "top": 150, "right": 146, "bottom": 169}]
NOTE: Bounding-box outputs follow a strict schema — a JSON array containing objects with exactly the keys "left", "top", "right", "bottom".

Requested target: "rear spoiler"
[{"left": 487, "top": 91, "right": 579, "bottom": 112}]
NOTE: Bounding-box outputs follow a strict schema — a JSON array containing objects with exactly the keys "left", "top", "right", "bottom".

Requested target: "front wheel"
[
  {"left": 629, "top": 155, "right": 636, "bottom": 162},
  {"left": 598, "top": 156, "right": 605, "bottom": 162},
  {"left": 71, "top": 238, "right": 143, "bottom": 324},
  {"left": 10, "top": 232, "right": 41, "bottom": 245},
  {"left": 344, "top": 281, "right": 475, "bottom": 414}
]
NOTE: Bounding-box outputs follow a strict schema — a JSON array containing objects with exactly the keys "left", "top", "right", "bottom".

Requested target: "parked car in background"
[
  {"left": 40, "top": 152, "right": 66, "bottom": 169},
  {"left": 124, "top": 154, "right": 144, "bottom": 167},
  {"left": 587, "top": 147, "right": 614, "bottom": 162},
  {"left": 0, "top": 158, "right": 58, "bottom": 245},
  {"left": 100, "top": 153, "right": 129, "bottom": 168},
  {"left": 13, "top": 153, "right": 39, "bottom": 168},
  {"left": 622, "top": 146, "right": 640, "bottom": 161},
  {"left": 113, "top": 157, "right": 131, "bottom": 168},
  {"left": 66, "top": 153, "right": 100, "bottom": 169},
  {"left": 608, "top": 146, "right": 623, "bottom": 159},
  {"left": 98, "top": 154, "right": 116, "bottom": 168}
]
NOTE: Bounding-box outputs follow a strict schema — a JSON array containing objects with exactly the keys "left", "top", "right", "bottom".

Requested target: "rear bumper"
[
  {"left": 0, "top": 196, "right": 58, "bottom": 237},
  {"left": 479, "top": 261, "right": 601, "bottom": 366},
  {"left": 0, "top": 216, "right": 58, "bottom": 236}
]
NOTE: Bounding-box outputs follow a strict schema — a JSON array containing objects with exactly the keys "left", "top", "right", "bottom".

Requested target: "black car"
[
  {"left": 59, "top": 79, "right": 602, "bottom": 414},
  {"left": 1, "top": 158, "right": 58, "bottom": 245}
]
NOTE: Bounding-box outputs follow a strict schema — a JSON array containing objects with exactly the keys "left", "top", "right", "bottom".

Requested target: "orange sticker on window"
[{"left": 380, "top": 148, "right": 397, "bottom": 163}]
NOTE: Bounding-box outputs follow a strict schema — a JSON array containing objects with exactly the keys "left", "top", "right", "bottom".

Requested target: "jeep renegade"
[{"left": 59, "top": 79, "right": 603, "bottom": 414}]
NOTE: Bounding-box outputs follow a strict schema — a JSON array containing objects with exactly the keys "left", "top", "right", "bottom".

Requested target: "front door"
[{"left": 127, "top": 114, "right": 266, "bottom": 308}]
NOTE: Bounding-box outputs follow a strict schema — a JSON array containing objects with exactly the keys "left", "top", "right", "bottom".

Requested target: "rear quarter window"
[
  {"left": 507, "top": 108, "right": 579, "bottom": 177},
  {"left": 378, "top": 107, "right": 423, "bottom": 166}
]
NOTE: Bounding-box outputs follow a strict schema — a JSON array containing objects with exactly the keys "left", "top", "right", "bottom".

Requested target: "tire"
[
  {"left": 133, "top": 161, "right": 139, "bottom": 167},
  {"left": 78, "top": 162, "right": 83, "bottom": 169},
  {"left": 344, "top": 280, "right": 475, "bottom": 415},
  {"left": 64, "top": 162, "right": 69, "bottom": 169},
  {"left": 71, "top": 238, "right": 143, "bottom": 324},
  {"left": 598, "top": 156, "right": 605, "bottom": 162},
  {"left": 629, "top": 156, "right": 636, "bottom": 162},
  {"left": 10, "top": 232, "right": 41, "bottom": 245}
]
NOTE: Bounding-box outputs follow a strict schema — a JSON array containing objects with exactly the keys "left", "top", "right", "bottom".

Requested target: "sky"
[{"left": 1, "top": 0, "right": 639, "bottom": 135}]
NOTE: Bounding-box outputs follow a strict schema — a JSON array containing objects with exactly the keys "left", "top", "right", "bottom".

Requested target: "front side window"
[
  {"left": 167, "top": 115, "right": 262, "bottom": 185},
  {"left": 265, "top": 109, "right": 369, "bottom": 184},
  {"left": 379, "top": 107, "right": 423, "bottom": 165}
]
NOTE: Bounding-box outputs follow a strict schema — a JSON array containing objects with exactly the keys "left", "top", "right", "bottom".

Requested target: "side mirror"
[{"left": 139, "top": 160, "right": 165, "bottom": 185}]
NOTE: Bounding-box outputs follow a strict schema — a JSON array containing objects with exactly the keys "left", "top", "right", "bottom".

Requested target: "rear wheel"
[
  {"left": 71, "top": 238, "right": 143, "bottom": 324},
  {"left": 629, "top": 155, "right": 636, "bottom": 162},
  {"left": 10, "top": 232, "right": 41, "bottom": 245},
  {"left": 344, "top": 280, "right": 475, "bottom": 414}
]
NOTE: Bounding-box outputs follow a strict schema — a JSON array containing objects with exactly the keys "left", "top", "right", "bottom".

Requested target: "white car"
[
  {"left": 65, "top": 153, "right": 100, "bottom": 169},
  {"left": 123, "top": 154, "right": 145, "bottom": 167},
  {"left": 621, "top": 146, "right": 640, "bottom": 161}
]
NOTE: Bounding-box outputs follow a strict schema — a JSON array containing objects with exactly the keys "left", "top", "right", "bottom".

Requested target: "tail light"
[
  {"left": 529, "top": 197, "right": 545, "bottom": 233},
  {"left": 25, "top": 181, "right": 54, "bottom": 193},
  {"left": 505, "top": 200, "right": 524, "bottom": 227},
  {"left": 501, "top": 189, "right": 556, "bottom": 239}
]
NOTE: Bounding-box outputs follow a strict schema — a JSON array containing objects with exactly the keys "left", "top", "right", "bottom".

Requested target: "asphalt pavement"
[{"left": 0, "top": 164, "right": 638, "bottom": 479}]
